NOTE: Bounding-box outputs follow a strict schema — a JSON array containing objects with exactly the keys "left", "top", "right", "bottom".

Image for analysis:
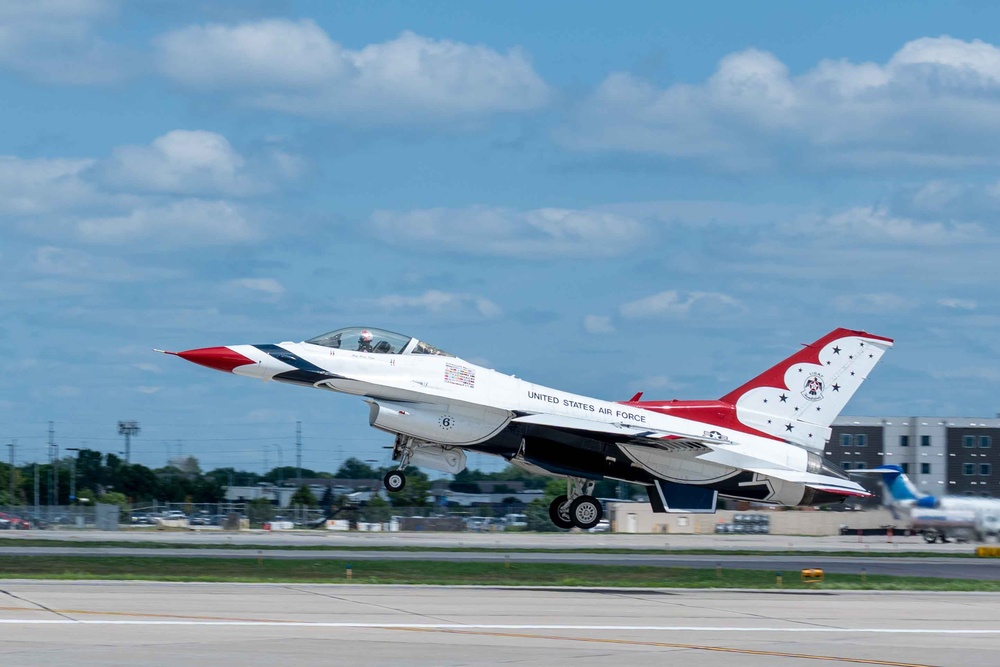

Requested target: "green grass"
[
  {"left": 0, "top": 536, "right": 975, "bottom": 558},
  {"left": 0, "top": 555, "right": 993, "bottom": 590}
]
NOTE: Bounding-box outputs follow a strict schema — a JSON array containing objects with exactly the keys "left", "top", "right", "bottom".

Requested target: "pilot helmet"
[{"left": 359, "top": 330, "right": 373, "bottom": 343}]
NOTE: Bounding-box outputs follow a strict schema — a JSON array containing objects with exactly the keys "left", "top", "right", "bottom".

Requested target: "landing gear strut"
[{"left": 549, "top": 478, "right": 603, "bottom": 530}]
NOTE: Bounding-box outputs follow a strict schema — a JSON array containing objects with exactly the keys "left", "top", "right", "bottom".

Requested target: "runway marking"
[
  {"left": 0, "top": 617, "right": 997, "bottom": 634},
  {"left": 394, "top": 627, "right": 940, "bottom": 667}
]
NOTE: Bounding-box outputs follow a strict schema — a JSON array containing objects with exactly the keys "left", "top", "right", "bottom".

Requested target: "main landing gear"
[{"left": 549, "top": 478, "right": 603, "bottom": 530}]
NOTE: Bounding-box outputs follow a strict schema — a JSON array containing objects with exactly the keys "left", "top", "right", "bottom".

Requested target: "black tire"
[
  {"left": 384, "top": 470, "right": 406, "bottom": 492},
  {"left": 569, "top": 496, "right": 603, "bottom": 530},
  {"left": 548, "top": 495, "right": 574, "bottom": 529}
]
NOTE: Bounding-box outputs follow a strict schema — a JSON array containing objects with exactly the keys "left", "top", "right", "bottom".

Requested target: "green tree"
[
  {"left": 336, "top": 457, "right": 378, "bottom": 479},
  {"left": 388, "top": 467, "right": 431, "bottom": 507},
  {"left": 247, "top": 498, "right": 275, "bottom": 525},
  {"left": 525, "top": 498, "right": 559, "bottom": 532},
  {"left": 361, "top": 495, "right": 392, "bottom": 523},
  {"left": 290, "top": 484, "right": 318, "bottom": 508},
  {"left": 98, "top": 491, "right": 129, "bottom": 512}
]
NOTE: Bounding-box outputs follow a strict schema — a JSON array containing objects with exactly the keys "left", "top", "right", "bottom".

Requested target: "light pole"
[
  {"left": 5, "top": 441, "right": 14, "bottom": 506},
  {"left": 118, "top": 420, "right": 140, "bottom": 464},
  {"left": 65, "top": 448, "right": 80, "bottom": 504}
]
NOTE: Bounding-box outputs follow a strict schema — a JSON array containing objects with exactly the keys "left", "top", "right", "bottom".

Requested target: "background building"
[{"left": 831, "top": 416, "right": 1000, "bottom": 505}]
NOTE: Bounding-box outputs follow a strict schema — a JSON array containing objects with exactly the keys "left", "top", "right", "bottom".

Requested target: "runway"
[
  {"left": 0, "top": 582, "right": 997, "bottom": 666},
  {"left": 2, "top": 546, "right": 998, "bottom": 579}
]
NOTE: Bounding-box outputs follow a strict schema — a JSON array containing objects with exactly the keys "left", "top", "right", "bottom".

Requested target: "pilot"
[{"left": 357, "top": 330, "right": 374, "bottom": 353}]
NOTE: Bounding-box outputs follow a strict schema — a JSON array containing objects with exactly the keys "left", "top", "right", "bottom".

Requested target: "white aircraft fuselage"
[{"left": 167, "top": 326, "right": 893, "bottom": 529}]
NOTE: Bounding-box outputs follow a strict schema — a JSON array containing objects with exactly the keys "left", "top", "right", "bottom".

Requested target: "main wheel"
[
  {"left": 569, "top": 496, "right": 603, "bottom": 530},
  {"left": 548, "top": 495, "right": 574, "bottom": 529},
  {"left": 384, "top": 470, "right": 406, "bottom": 492}
]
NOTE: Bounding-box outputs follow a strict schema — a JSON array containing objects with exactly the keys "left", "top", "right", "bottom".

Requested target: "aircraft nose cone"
[{"left": 176, "top": 346, "right": 254, "bottom": 373}]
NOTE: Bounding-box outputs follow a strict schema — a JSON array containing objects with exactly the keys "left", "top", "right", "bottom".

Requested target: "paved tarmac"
[
  {"left": 0, "top": 581, "right": 997, "bottom": 666},
  {"left": 2, "top": 546, "right": 997, "bottom": 579},
  {"left": 0, "top": 528, "right": 984, "bottom": 553}
]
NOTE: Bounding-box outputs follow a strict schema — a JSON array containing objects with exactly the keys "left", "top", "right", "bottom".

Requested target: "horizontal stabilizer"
[
  {"left": 646, "top": 479, "right": 719, "bottom": 514},
  {"left": 747, "top": 467, "right": 872, "bottom": 498}
]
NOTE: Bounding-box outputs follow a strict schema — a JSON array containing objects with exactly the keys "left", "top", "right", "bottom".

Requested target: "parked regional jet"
[
  {"left": 857, "top": 465, "right": 1000, "bottom": 541},
  {"left": 162, "top": 327, "right": 892, "bottom": 529}
]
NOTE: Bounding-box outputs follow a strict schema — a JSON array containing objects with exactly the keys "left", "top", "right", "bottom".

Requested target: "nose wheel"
[{"left": 384, "top": 470, "right": 406, "bottom": 492}]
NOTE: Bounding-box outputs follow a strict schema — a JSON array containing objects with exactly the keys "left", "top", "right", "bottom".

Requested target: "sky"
[{"left": 3, "top": 0, "right": 1000, "bottom": 475}]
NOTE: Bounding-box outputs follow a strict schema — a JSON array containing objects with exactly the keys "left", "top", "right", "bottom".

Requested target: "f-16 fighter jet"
[{"left": 163, "top": 327, "right": 891, "bottom": 529}]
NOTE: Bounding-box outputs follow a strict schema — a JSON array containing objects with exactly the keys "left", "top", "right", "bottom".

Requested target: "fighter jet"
[{"left": 163, "top": 326, "right": 892, "bottom": 529}]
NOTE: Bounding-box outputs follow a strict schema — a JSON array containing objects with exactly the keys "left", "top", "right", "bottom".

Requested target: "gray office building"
[{"left": 829, "top": 416, "right": 1000, "bottom": 506}]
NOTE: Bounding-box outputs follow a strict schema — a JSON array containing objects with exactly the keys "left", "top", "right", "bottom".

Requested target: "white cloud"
[
  {"left": 155, "top": 22, "right": 550, "bottom": 123},
  {"left": 374, "top": 290, "right": 502, "bottom": 319},
  {"left": 833, "top": 293, "right": 917, "bottom": 313},
  {"left": 99, "top": 130, "right": 257, "bottom": 196},
  {"left": 791, "top": 206, "right": 981, "bottom": 246},
  {"left": 0, "top": 0, "right": 132, "bottom": 84},
  {"left": 371, "top": 205, "right": 644, "bottom": 258},
  {"left": 938, "top": 298, "right": 977, "bottom": 310},
  {"left": 560, "top": 36, "right": 1000, "bottom": 170},
  {"left": 75, "top": 199, "right": 260, "bottom": 245},
  {"left": 228, "top": 277, "right": 285, "bottom": 296},
  {"left": 0, "top": 156, "right": 102, "bottom": 215},
  {"left": 583, "top": 314, "right": 616, "bottom": 334},
  {"left": 620, "top": 290, "right": 743, "bottom": 320},
  {"left": 0, "top": 131, "right": 296, "bottom": 248}
]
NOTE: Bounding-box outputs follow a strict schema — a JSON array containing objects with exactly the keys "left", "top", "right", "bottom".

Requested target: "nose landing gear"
[{"left": 383, "top": 470, "right": 406, "bottom": 492}]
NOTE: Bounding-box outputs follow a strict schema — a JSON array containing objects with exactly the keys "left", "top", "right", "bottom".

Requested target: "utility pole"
[
  {"left": 33, "top": 463, "right": 39, "bottom": 512},
  {"left": 6, "top": 441, "right": 14, "bottom": 505},
  {"left": 48, "top": 421, "right": 58, "bottom": 505},
  {"left": 65, "top": 448, "right": 80, "bottom": 504},
  {"left": 118, "top": 420, "right": 140, "bottom": 464},
  {"left": 296, "top": 421, "right": 302, "bottom": 484}
]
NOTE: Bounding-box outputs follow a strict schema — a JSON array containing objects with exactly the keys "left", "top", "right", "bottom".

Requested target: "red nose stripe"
[{"left": 177, "top": 347, "right": 254, "bottom": 373}]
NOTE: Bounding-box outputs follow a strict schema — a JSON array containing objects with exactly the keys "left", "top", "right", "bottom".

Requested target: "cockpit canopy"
[{"left": 305, "top": 327, "right": 453, "bottom": 357}]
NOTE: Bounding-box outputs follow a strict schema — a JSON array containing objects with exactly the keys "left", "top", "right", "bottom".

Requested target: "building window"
[
  {"left": 841, "top": 462, "right": 852, "bottom": 470},
  {"left": 981, "top": 464, "right": 992, "bottom": 476},
  {"left": 920, "top": 435, "right": 931, "bottom": 447},
  {"left": 921, "top": 463, "right": 931, "bottom": 475},
  {"left": 963, "top": 435, "right": 975, "bottom": 448},
  {"left": 854, "top": 462, "right": 867, "bottom": 470},
  {"left": 981, "top": 436, "right": 992, "bottom": 449},
  {"left": 900, "top": 463, "right": 909, "bottom": 474},
  {"left": 840, "top": 434, "right": 852, "bottom": 446},
  {"left": 856, "top": 434, "right": 868, "bottom": 447},
  {"left": 963, "top": 463, "right": 975, "bottom": 475},
  {"left": 900, "top": 435, "right": 909, "bottom": 447}
]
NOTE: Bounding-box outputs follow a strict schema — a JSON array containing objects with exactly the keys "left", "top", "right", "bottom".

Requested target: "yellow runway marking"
[{"left": 392, "top": 627, "right": 938, "bottom": 667}]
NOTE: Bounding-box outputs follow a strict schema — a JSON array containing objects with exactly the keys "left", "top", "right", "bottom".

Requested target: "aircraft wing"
[
  {"left": 510, "top": 412, "right": 723, "bottom": 450},
  {"left": 511, "top": 413, "right": 869, "bottom": 496}
]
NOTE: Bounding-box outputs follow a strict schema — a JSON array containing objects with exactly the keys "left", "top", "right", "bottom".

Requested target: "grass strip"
[
  {"left": 0, "top": 555, "right": 993, "bottom": 590},
  {"left": 0, "top": 537, "right": 974, "bottom": 558}
]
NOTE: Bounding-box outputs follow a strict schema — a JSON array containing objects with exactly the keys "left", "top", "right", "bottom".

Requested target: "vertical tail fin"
[
  {"left": 720, "top": 328, "right": 893, "bottom": 450},
  {"left": 864, "top": 465, "right": 930, "bottom": 502}
]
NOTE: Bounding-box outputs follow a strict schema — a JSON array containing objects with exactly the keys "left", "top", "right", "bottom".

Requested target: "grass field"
[
  {"left": 0, "top": 537, "right": 973, "bottom": 558},
  {"left": 0, "top": 555, "right": 994, "bottom": 590}
]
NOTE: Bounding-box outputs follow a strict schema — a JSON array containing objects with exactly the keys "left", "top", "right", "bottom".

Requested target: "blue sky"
[{"left": 3, "top": 1, "right": 1000, "bottom": 474}]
